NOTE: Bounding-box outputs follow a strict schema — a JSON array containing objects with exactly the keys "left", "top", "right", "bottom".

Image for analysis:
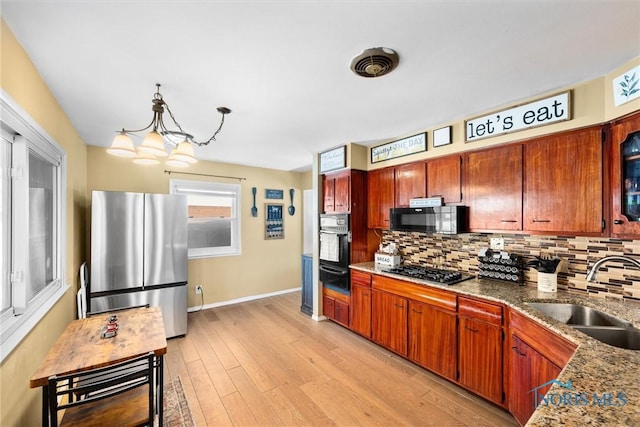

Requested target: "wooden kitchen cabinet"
[
  {"left": 427, "top": 155, "right": 462, "bottom": 204},
  {"left": 465, "top": 144, "right": 523, "bottom": 231},
  {"left": 509, "top": 335, "right": 561, "bottom": 425},
  {"left": 333, "top": 173, "right": 350, "bottom": 212},
  {"left": 323, "top": 286, "right": 349, "bottom": 327},
  {"left": 611, "top": 111, "right": 640, "bottom": 238},
  {"left": 408, "top": 299, "right": 457, "bottom": 380},
  {"left": 458, "top": 296, "right": 503, "bottom": 404},
  {"left": 334, "top": 300, "right": 349, "bottom": 326},
  {"left": 368, "top": 161, "right": 426, "bottom": 227},
  {"left": 372, "top": 289, "right": 408, "bottom": 356},
  {"left": 523, "top": 126, "right": 604, "bottom": 234},
  {"left": 321, "top": 169, "right": 373, "bottom": 263},
  {"left": 394, "top": 161, "right": 426, "bottom": 207},
  {"left": 507, "top": 309, "right": 577, "bottom": 426},
  {"left": 323, "top": 174, "right": 336, "bottom": 213},
  {"left": 322, "top": 170, "right": 354, "bottom": 213},
  {"left": 350, "top": 273, "right": 372, "bottom": 338},
  {"left": 341, "top": 270, "right": 585, "bottom": 424},
  {"left": 367, "top": 167, "right": 395, "bottom": 229}
]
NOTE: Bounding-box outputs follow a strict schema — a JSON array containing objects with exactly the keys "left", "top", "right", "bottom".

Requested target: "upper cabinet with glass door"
[{"left": 611, "top": 111, "right": 640, "bottom": 237}]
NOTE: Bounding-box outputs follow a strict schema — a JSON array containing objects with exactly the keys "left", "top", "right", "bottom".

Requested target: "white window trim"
[
  {"left": 1, "top": 89, "right": 69, "bottom": 362},
  {"left": 170, "top": 179, "right": 242, "bottom": 259}
]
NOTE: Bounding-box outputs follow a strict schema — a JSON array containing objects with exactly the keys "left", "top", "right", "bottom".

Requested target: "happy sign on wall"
[{"left": 465, "top": 91, "right": 571, "bottom": 142}]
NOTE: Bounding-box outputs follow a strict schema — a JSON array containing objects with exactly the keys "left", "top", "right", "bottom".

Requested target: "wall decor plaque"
[
  {"left": 320, "top": 146, "right": 346, "bottom": 173},
  {"left": 613, "top": 65, "right": 640, "bottom": 107},
  {"left": 265, "top": 189, "right": 283, "bottom": 199},
  {"left": 433, "top": 126, "right": 452, "bottom": 147},
  {"left": 371, "top": 133, "right": 426, "bottom": 163},
  {"left": 465, "top": 91, "right": 571, "bottom": 142},
  {"left": 265, "top": 203, "right": 284, "bottom": 239}
]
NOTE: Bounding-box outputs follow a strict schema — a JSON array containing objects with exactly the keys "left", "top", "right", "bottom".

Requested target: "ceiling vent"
[{"left": 350, "top": 47, "right": 399, "bottom": 78}]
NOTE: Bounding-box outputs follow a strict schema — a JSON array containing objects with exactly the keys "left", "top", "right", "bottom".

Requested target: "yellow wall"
[
  {"left": 87, "top": 147, "right": 309, "bottom": 307},
  {"left": 0, "top": 20, "right": 88, "bottom": 426},
  {"left": 300, "top": 170, "right": 313, "bottom": 189},
  {"left": 365, "top": 59, "right": 640, "bottom": 170}
]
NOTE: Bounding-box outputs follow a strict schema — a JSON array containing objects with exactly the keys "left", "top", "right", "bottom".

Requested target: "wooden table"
[{"left": 30, "top": 306, "right": 168, "bottom": 426}]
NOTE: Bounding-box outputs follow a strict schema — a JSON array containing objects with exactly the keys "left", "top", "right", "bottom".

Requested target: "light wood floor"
[{"left": 164, "top": 291, "right": 518, "bottom": 426}]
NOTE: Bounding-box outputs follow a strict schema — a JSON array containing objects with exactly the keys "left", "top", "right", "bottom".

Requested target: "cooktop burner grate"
[{"left": 384, "top": 265, "right": 473, "bottom": 285}]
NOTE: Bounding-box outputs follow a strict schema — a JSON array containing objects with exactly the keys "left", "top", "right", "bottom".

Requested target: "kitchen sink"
[
  {"left": 526, "top": 302, "right": 640, "bottom": 350},
  {"left": 573, "top": 325, "right": 640, "bottom": 350},
  {"left": 526, "top": 302, "right": 630, "bottom": 327}
]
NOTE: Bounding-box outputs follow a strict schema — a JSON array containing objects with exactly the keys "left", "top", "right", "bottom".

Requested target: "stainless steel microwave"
[{"left": 389, "top": 206, "right": 466, "bottom": 234}]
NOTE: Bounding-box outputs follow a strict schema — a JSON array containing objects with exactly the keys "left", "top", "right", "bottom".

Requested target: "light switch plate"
[{"left": 490, "top": 238, "right": 504, "bottom": 250}]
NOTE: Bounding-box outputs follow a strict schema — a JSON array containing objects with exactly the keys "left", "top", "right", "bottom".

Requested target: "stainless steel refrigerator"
[{"left": 90, "top": 190, "right": 188, "bottom": 338}]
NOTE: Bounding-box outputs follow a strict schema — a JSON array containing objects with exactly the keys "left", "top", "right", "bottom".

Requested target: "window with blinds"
[
  {"left": 1, "top": 93, "right": 67, "bottom": 361},
  {"left": 170, "top": 179, "right": 241, "bottom": 258}
]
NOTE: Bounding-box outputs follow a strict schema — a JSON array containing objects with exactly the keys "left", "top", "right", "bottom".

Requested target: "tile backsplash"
[{"left": 381, "top": 231, "right": 640, "bottom": 304}]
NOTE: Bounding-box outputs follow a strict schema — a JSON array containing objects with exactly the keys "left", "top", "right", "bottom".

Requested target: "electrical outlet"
[
  {"left": 490, "top": 237, "right": 504, "bottom": 250},
  {"left": 195, "top": 285, "right": 202, "bottom": 295}
]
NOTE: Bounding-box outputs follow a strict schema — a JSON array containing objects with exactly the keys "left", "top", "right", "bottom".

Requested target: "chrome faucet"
[{"left": 585, "top": 255, "right": 640, "bottom": 282}]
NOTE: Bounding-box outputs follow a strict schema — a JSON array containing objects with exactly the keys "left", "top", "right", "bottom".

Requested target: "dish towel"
[{"left": 320, "top": 233, "right": 340, "bottom": 262}]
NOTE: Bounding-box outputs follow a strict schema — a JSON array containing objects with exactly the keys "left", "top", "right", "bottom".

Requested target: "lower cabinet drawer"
[{"left": 458, "top": 296, "right": 503, "bottom": 325}]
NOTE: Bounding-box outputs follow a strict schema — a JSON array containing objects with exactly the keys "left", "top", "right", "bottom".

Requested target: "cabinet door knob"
[
  {"left": 532, "top": 219, "right": 551, "bottom": 223},
  {"left": 412, "top": 309, "right": 423, "bottom": 315},
  {"left": 464, "top": 325, "right": 479, "bottom": 333},
  {"left": 614, "top": 219, "right": 624, "bottom": 224}
]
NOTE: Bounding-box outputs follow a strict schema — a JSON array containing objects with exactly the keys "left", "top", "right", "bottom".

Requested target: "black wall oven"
[{"left": 319, "top": 213, "right": 351, "bottom": 291}]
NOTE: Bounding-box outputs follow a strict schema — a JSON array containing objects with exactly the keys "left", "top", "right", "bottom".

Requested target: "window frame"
[
  {"left": 1, "top": 90, "right": 68, "bottom": 362},
  {"left": 169, "top": 179, "right": 242, "bottom": 259}
]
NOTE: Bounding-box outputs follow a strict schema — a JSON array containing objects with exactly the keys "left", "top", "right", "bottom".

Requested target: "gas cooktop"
[{"left": 383, "top": 265, "right": 473, "bottom": 286}]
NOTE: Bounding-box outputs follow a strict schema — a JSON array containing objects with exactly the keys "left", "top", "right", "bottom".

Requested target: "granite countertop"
[{"left": 351, "top": 262, "right": 640, "bottom": 426}]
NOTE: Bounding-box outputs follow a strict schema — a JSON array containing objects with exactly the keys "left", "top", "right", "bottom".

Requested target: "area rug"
[{"left": 158, "top": 376, "right": 196, "bottom": 427}]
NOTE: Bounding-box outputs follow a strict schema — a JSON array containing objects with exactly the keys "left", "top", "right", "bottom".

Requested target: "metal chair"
[
  {"left": 47, "top": 352, "right": 156, "bottom": 427},
  {"left": 76, "top": 262, "right": 88, "bottom": 319}
]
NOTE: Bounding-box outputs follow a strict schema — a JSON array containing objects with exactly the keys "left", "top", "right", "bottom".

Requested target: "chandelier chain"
[
  {"left": 194, "top": 113, "right": 226, "bottom": 146},
  {"left": 163, "top": 102, "right": 189, "bottom": 138},
  {"left": 163, "top": 99, "right": 226, "bottom": 146}
]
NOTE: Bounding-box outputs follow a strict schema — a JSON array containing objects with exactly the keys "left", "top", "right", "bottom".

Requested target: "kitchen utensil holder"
[
  {"left": 477, "top": 253, "right": 525, "bottom": 285},
  {"left": 537, "top": 272, "right": 557, "bottom": 292}
]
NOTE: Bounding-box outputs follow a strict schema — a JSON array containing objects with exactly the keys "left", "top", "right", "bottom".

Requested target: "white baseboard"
[{"left": 188, "top": 286, "right": 301, "bottom": 312}]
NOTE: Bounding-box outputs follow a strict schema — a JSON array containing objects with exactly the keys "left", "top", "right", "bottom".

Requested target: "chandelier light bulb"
[
  {"left": 138, "top": 130, "right": 168, "bottom": 157},
  {"left": 166, "top": 156, "right": 189, "bottom": 168},
  {"left": 133, "top": 151, "right": 160, "bottom": 165},
  {"left": 107, "top": 132, "right": 137, "bottom": 157},
  {"left": 172, "top": 141, "right": 197, "bottom": 164}
]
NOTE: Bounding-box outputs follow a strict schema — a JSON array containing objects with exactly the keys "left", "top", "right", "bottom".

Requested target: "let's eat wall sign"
[{"left": 465, "top": 91, "right": 571, "bottom": 142}]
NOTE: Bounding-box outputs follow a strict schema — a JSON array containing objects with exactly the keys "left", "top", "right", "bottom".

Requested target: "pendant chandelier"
[{"left": 107, "top": 83, "right": 231, "bottom": 167}]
